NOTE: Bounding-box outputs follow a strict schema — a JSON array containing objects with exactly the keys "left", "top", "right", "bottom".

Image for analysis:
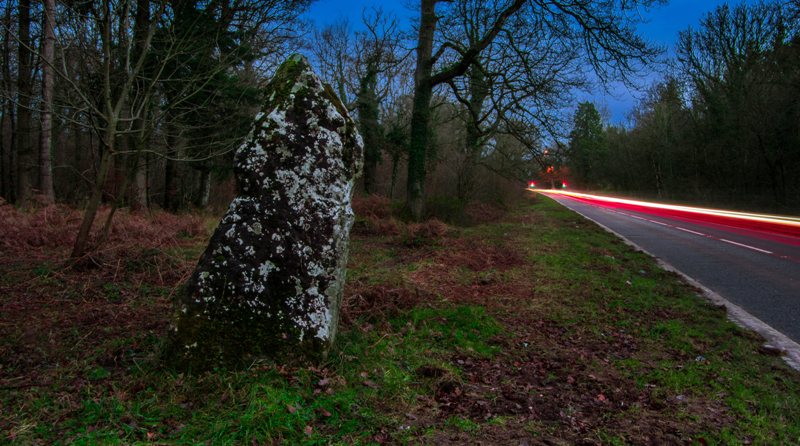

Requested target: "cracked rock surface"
[{"left": 167, "top": 54, "right": 363, "bottom": 370}]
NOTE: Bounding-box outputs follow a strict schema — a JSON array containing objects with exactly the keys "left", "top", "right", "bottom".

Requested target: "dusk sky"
[{"left": 302, "top": 0, "right": 761, "bottom": 125}]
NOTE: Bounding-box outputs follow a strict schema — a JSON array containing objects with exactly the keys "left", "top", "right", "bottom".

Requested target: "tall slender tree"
[
  {"left": 129, "top": 0, "right": 151, "bottom": 211},
  {"left": 356, "top": 10, "right": 404, "bottom": 194},
  {"left": 1, "top": 3, "right": 15, "bottom": 201},
  {"left": 38, "top": 0, "right": 56, "bottom": 203},
  {"left": 16, "top": 0, "right": 33, "bottom": 204}
]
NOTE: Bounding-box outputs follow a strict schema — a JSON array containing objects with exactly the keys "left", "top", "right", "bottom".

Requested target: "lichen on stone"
[{"left": 165, "top": 54, "right": 363, "bottom": 371}]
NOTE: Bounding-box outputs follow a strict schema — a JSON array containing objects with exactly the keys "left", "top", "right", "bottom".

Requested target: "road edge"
[{"left": 550, "top": 195, "right": 800, "bottom": 372}]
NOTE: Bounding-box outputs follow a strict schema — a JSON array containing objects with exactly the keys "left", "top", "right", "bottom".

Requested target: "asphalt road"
[{"left": 543, "top": 192, "right": 800, "bottom": 343}]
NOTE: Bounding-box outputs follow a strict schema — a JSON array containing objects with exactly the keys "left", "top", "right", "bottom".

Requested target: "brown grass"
[
  {"left": 352, "top": 195, "right": 393, "bottom": 220},
  {"left": 463, "top": 201, "right": 507, "bottom": 225},
  {"left": 0, "top": 202, "right": 206, "bottom": 262},
  {"left": 405, "top": 219, "right": 449, "bottom": 240},
  {"left": 0, "top": 203, "right": 210, "bottom": 392},
  {"left": 352, "top": 216, "right": 403, "bottom": 236}
]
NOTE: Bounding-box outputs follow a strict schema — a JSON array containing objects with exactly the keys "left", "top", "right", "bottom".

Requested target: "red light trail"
[{"left": 532, "top": 190, "right": 800, "bottom": 241}]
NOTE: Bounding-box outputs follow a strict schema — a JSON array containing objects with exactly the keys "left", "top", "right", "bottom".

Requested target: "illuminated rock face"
[{"left": 167, "top": 55, "right": 363, "bottom": 370}]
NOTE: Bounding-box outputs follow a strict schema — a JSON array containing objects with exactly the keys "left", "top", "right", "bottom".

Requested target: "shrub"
[
  {"left": 399, "top": 219, "right": 449, "bottom": 246},
  {"left": 424, "top": 196, "right": 466, "bottom": 225},
  {"left": 352, "top": 195, "right": 393, "bottom": 219},
  {"left": 463, "top": 201, "right": 507, "bottom": 225}
]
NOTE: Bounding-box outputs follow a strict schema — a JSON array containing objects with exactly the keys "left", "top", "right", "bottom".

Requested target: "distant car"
[{"left": 528, "top": 181, "right": 536, "bottom": 189}]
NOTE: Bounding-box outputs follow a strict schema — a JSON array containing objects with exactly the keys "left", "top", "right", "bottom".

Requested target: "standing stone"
[{"left": 166, "top": 54, "right": 363, "bottom": 370}]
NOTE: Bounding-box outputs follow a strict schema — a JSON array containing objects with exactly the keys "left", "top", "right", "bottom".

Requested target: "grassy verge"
[{"left": 2, "top": 195, "right": 799, "bottom": 444}]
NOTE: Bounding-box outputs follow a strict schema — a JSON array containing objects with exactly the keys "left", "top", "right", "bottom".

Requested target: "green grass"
[
  {"left": 524, "top": 195, "right": 800, "bottom": 444},
  {"left": 445, "top": 416, "right": 481, "bottom": 433},
  {"left": 4, "top": 304, "right": 501, "bottom": 445}
]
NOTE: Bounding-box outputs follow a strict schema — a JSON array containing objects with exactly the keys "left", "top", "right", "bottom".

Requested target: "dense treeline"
[
  {"left": 1, "top": 0, "right": 310, "bottom": 256},
  {"left": 2, "top": 0, "right": 667, "bottom": 258},
  {"left": 565, "top": 1, "right": 800, "bottom": 212}
]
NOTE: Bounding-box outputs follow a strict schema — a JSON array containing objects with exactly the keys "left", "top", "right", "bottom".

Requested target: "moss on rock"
[{"left": 165, "top": 54, "right": 363, "bottom": 371}]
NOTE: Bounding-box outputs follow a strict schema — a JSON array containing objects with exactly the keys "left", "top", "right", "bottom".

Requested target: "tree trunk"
[
  {"left": 196, "top": 167, "right": 211, "bottom": 208},
  {"left": 457, "top": 64, "right": 488, "bottom": 202},
  {"left": 71, "top": 136, "right": 115, "bottom": 259},
  {"left": 39, "top": 0, "right": 56, "bottom": 203},
  {"left": 405, "top": 0, "right": 525, "bottom": 218},
  {"left": 100, "top": 150, "right": 141, "bottom": 245},
  {"left": 163, "top": 161, "right": 177, "bottom": 211},
  {"left": 0, "top": 109, "right": 5, "bottom": 200},
  {"left": 358, "top": 68, "right": 381, "bottom": 194},
  {"left": 71, "top": 116, "right": 84, "bottom": 201},
  {"left": 72, "top": 0, "right": 118, "bottom": 260},
  {"left": 390, "top": 151, "right": 400, "bottom": 199},
  {"left": 163, "top": 129, "right": 181, "bottom": 212},
  {"left": 651, "top": 156, "right": 663, "bottom": 198},
  {"left": 129, "top": 0, "right": 150, "bottom": 212},
  {"left": 456, "top": 156, "right": 474, "bottom": 203},
  {"left": 0, "top": 93, "right": 13, "bottom": 204},
  {"left": 0, "top": 107, "right": 6, "bottom": 200},
  {"left": 16, "top": 0, "right": 34, "bottom": 205},
  {"left": 131, "top": 153, "right": 148, "bottom": 210},
  {"left": 1, "top": 4, "right": 14, "bottom": 201},
  {"left": 406, "top": 0, "right": 437, "bottom": 220}
]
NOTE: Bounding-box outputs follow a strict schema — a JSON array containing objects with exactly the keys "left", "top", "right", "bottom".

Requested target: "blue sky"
[{"left": 302, "top": 0, "right": 760, "bottom": 124}]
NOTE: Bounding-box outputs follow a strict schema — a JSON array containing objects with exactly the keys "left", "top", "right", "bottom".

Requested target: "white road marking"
[
  {"left": 563, "top": 197, "right": 784, "bottom": 259},
  {"left": 720, "top": 238, "right": 773, "bottom": 254},
  {"left": 675, "top": 227, "right": 706, "bottom": 236},
  {"left": 610, "top": 209, "right": 777, "bottom": 256}
]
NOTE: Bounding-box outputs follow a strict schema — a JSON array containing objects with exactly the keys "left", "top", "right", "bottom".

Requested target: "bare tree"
[
  {"left": 380, "top": 68, "right": 414, "bottom": 199},
  {"left": 38, "top": 0, "right": 55, "bottom": 203},
  {"left": 61, "top": 0, "right": 169, "bottom": 259},
  {"left": 405, "top": 0, "right": 526, "bottom": 220},
  {"left": 310, "top": 19, "right": 355, "bottom": 107},
  {"left": 405, "top": 0, "right": 661, "bottom": 220},
  {"left": 126, "top": 0, "right": 151, "bottom": 211},
  {"left": 355, "top": 9, "right": 407, "bottom": 194},
  {"left": 439, "top": 0, "right": 581, "bottom": 200},
  {"left": 310, "top": 9, "right": 408, "bottom": 195},
  {"left": 15, "top": 0, "right": 33, "bottom": 205},
  {"left": 1, "top": 3, "right": 15, "bottom": 201}
]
